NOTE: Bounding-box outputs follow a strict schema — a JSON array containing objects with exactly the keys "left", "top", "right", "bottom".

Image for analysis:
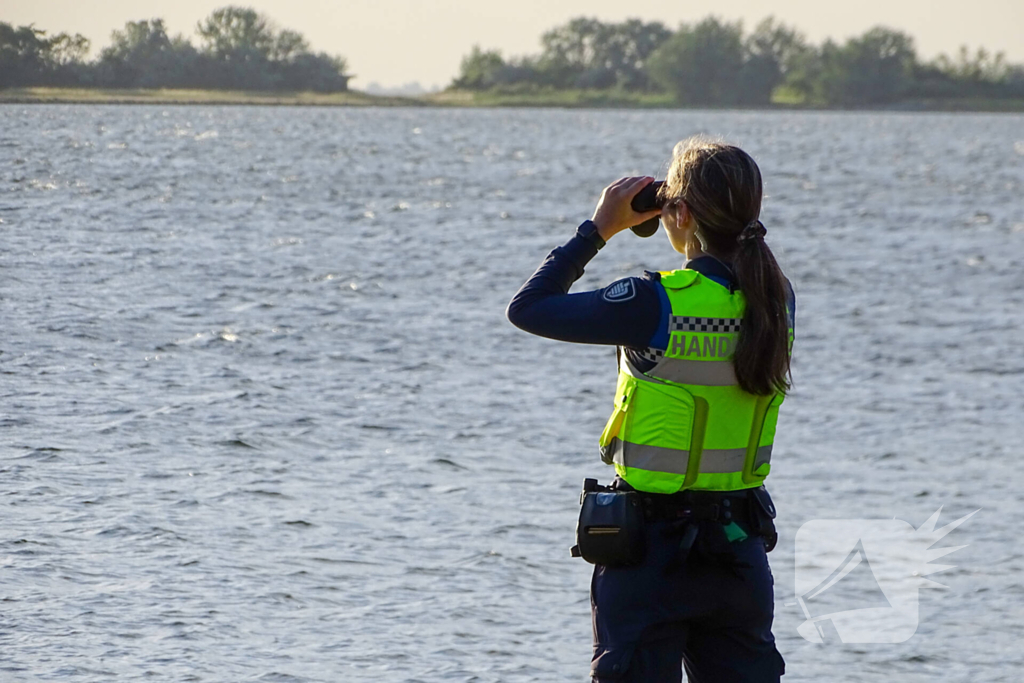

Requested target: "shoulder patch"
[{"left": 602, "top": 278, "right": 636, "bottom": 303}]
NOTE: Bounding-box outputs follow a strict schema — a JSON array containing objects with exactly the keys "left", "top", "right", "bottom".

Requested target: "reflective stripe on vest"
[
  {"left": 639, "top": 355, "right": 738, "bottom": 386},
  {"left": 605, "top": 438, "right": 773, "bottom": 474}
]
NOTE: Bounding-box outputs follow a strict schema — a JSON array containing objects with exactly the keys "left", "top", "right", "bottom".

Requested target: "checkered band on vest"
[
  {"left": 670, "top": 316, "right": 743, "bottom": 334},
  {"left": 636, "top": 347, "right": 665, "bottom": 364}
]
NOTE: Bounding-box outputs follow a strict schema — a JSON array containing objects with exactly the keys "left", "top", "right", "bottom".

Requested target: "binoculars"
[{"left": 630, "top": 180, "right": 665, "bottom": 237}]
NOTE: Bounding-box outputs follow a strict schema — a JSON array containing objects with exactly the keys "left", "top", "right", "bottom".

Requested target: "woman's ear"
[
  {"left": 675, "top": 202, "right": 690, "bottom": 227},
  {"left": 662, "top": 201, "right": 689, "bottom": 232},
  {"left": 677, "top": 203, "right": 699, "bottom": 241},
  {"left": 675, "top": 203, "right": 704, "bottom": 257}
]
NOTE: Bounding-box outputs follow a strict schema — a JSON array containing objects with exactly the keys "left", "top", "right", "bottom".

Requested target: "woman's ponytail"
[
  {"left": 664, "top": 137, "right": 792, "bottom": 396},
  {"left": 732, "top": 222, "right": 791, "bottom": 396}
]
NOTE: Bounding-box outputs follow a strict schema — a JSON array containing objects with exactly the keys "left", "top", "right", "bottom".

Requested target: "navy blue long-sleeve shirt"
[{"left": 507, "top": 223, "right": 795, "bottom": 366}]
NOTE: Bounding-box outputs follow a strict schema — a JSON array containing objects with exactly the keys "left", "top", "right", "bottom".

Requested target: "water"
[{"left": 2, "top": 105, "right": 1022, "bottom": 681}]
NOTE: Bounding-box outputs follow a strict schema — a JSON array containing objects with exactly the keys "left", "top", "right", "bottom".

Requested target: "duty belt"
[
  {"left": 615, "top": 486, "right": 770, "bottom": 571},
  {"left": 639, "top": 489, "right": 752, "bottom": 525}
]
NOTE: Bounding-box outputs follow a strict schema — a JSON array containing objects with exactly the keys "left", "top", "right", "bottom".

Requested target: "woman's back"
[{"left": 506, "top": 137, "right": 791, "bottom": 682}]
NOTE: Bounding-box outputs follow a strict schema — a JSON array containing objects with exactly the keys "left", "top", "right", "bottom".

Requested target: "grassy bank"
[
  {"left": 3, "top": 87, "right": 1024, "bottom": 112},
  {"left": 425, "top": 88, "right": 676, "bottom": 108},
  {"left": 424, "top": 89, "right": 1024, "bottom": 111},
  {"left": 0, "top": 87, "right": 419, "bottom": 106},
  {"left": 0, "top": 87, "right": 675, "bottom": 108}
]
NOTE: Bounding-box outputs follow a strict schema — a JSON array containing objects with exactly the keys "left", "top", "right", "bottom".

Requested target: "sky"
[{"left": 3, "top": 0, "right": 1024, "bottom": 90}]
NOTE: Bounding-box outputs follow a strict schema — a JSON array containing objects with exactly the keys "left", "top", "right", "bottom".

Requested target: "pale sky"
[{"left": 3, "top": 0, "right": 1023, "bottom": 89}]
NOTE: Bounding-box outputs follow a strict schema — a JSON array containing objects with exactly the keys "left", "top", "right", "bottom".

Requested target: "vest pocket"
[
  {"left": 741, "top": 393, "right": 783, "bottom": 484},
  {"left": 628, "top": 379, "right": 695, "bottom": 455},
  {"left": 613, "top": 379, "right": 699, "bottom": 485},
  {"left": 599, "top": 376, "right": 637, "bottom": 463}
]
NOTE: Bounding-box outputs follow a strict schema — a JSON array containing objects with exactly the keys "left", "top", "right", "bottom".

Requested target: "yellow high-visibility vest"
[{"left": 598, "top": 269, "right": 791, "bottom": 494}]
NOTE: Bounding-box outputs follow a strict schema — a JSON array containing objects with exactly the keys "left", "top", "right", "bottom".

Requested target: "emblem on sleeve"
[{"left": 603, "top": 279, "right": 636, "bottom": 303}]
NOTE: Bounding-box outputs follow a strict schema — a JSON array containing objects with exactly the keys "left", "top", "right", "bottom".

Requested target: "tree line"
[
  {"left": 0, "top": 6, "right": 350, "bottom": 92},
  {"left": 452, "top": 16, "right": 1024, "bottom": 106}
]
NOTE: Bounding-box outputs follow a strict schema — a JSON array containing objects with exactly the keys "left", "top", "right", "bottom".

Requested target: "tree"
[
  {"left": 1004, "top": 66, "right": 1024, "bottom": 97},
  {"left": 820, "top": 27, "right": 917, "bottom": 105},
  {"left": 192, "top": 6, "right": 349, "bottom": 90},
  {"left": 0, "top": 23, "right": 49, "bottom": 87},
  {"left": 911, "top": 45, "right": 1013, "bottom": 100},
  {"left": 1, "top": 10, "right": 350, "bottom": 92},
  {"left": 49, "top": 33, "right": 90, "bottom": 66},
  {"left": 646, "top": 17, "right": 745, "bottom": 105},
  {"left": 271, "top": 29, "right": 309, "bottom": 63},
  {"left": 590, "top": 19, "right": 671, "bottom": 89},
  {"left": 935, "top": 46, "right": 1008, "bottom": 83},
  {"left": 536, "top": 17, "right": 671, "bottom": 89},
  {"left": 279, "top": 52, "right": 348, "bottom": 91},
  {"left": 779, "top": 27, "right": 917, "bottom": 106},
  {"left": 536, "top": 17, "right": 604, "bottom": 87},
  {"left": 196, "top": 6, "right": 275, "bottom": 61},
  {"left": 99, "top": 19, "right": 200, "bottom": 88},
  {"left": 0, "top": 22, "right": 90, "bottom": 87},
  {"left": 452, "top": 45, "right": 506, "bottom": 89},
  {"left": 738, "top": 17, "right": 807, "bottom": 104}
]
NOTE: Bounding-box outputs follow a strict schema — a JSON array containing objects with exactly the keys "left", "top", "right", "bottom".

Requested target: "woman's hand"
[{"left": 591, "top": 176, "right": 664, "bottom": 242}]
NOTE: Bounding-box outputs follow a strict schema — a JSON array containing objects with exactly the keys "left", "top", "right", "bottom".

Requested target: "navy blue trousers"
[{"left": 590, "top": 517, "right": 785, "bottom": 682}]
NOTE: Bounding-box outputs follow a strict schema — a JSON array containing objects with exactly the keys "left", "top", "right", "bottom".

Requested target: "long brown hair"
[{"left": 663, "top": 136, "right": 791, "bottom": 396}]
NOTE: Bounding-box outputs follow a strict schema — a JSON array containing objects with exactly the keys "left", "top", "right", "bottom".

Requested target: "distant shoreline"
[
  {"left": 0, "top": 88, "right": 419, "bottom": 107},
  {"left": 3, "top": 87, "right": 1024, "bottom": 113}
]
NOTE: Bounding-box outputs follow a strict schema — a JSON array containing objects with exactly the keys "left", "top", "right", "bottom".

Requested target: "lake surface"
[{"left": 2, "top": 105, "right": 1023, "bottom": 681}]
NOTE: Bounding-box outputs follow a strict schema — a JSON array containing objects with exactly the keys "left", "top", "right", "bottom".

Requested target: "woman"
[{"left": 507, "top": 137, "right": 793, "bottom": 682}]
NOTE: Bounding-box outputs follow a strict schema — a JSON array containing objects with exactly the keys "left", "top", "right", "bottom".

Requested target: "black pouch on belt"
[
  {"left": 749, "top": 486, "right": 779, "bottom": 553},
  {"left": 570, "top": 479, "right": 645, "bottom": 566}
]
